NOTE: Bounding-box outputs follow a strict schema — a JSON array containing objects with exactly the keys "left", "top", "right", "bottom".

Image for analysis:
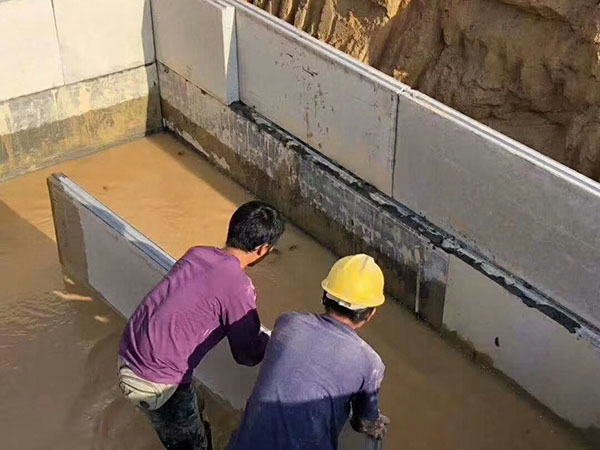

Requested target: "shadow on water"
[{"left": 0, "top": 199, "right": 161, "bottom": 450}]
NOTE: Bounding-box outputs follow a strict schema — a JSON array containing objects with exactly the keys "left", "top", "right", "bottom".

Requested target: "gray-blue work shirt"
[{"left": 228, "top": 312, "right": 385, "bottom": 450}]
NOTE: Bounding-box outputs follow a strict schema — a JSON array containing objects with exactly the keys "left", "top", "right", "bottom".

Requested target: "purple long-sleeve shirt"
[{"left": 119, "top": 247, "right": 268, "bottom": 384}]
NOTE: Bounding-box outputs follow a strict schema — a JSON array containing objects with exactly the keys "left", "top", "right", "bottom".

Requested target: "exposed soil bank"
[
  {"left": 249, "top": 0, "right": 600, "bottom": 181},
  {"left": 0, "top": 134, "right": 592, "bottom": 449}
]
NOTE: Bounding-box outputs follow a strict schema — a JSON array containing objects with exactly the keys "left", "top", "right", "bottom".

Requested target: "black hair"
[
  {"left": 226, "top": 201, "right": 285, "bottom": 252},
  {"left": 323, "top": 293, "right": 374, "bottom": 324}
]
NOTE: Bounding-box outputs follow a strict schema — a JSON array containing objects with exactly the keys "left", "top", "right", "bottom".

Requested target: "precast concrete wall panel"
[
  {"left": 394, "top": 90, "right": 600, "bottom": 329},
  {"left": 443, "top": 255, "right": 600, "bottom": 429},
  {"left": 0, "top": 0, "right": 64, "bottom": 102},
  {"left": 152, "top": 0, "right": 239, "bottom": 105},
  {"left": 231, "top": 0, "right": 399, "bottom": 195},
  {"left": 53, "top": 0, "right": 154, "bottom": 84}
]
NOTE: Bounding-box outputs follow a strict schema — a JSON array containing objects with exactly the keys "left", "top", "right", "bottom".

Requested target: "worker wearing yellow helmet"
[{"left": 229, "top": 254, "right": 390, "bottom": 450}]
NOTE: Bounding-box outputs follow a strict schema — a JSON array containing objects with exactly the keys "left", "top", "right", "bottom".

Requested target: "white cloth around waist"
[{"left": 117, "top": 356, "right": 178, "bottom": 411}]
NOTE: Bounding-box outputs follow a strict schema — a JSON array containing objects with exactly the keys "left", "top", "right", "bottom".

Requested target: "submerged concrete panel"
[
  {"left": 443, "top": 255, "right": 600, "bottom": 429},
  {"left": 394, "top": 90, "right": 600, "bottom": 329},
  {"left": 152, "top": 0, "right": 239, "bottom": 105},
  {"left": 53, "top": 0, "right": 154, "bottom": 84},
  {"left": 231, "top": 0, "right": 399, "bottom": 194},
  {"left": 0, "top": 65, "right": 161, "bottom": 181},
  {"left": 0, "top": 0, "right": 64, "bottom": 102}
]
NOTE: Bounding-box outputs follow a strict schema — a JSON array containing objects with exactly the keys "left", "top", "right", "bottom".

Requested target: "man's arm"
[
  {"left": 350, "top": 402, "right": 390, "bottom": 441},
  {"left": 350, "top": 363, "right": 389, "bottom": 440},
  {"left": 226, "top": 308, "right": 269, "bottom": 366}
]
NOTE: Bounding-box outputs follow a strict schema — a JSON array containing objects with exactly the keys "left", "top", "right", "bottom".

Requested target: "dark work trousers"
[{"left": 143, "top": 383, "right": 209, "bottom": 450}]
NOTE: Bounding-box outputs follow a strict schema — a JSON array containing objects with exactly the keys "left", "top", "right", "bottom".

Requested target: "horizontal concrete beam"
[
  {"left": 152, "top": 0, "right": 239, "bottom": 105},
  {"left": 0, "top": 64, "right": 161, "bottom": 181},
  {"left": 47, "top": 172, "right": 368, "bottom": 450}
]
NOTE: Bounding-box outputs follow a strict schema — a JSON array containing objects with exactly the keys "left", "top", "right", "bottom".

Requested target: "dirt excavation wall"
[
  {"left": 153, "top": 0, "right": 600, "bottom": 433},
  {"left": 248, "top": 0, "right": 600, "bottom": 182},
  {"left": 0, "top": 0, "right": 160, "bottom": 181}
]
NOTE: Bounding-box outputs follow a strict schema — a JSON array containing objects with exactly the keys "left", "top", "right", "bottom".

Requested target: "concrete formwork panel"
[
  {"left": 152, "top": 0, "right": 239, "bottom": 105},
  {"left": 1, "top": 65, "right": 161, "bottom": 181},
  {"left": 47, "top": 173, "right": 374, "bottom": 450},
  {"left": 0, "top": 0, "right": 64, "bottom": 102},
  {"left": 230, "top": 0, "right": 400, "bottom": 195},
  {"left": 394, "top": 90, "right": 600, "bottom": 329},
  {"left": 53, "top": 0, "right": 154, "bottom": 84},
  {"left": 443, "top": 255, "right": 600, "bottom": 429}
]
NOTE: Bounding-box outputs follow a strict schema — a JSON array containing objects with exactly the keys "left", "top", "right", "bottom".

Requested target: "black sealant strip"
[{"left": 229, "top": 102, "right": 595, "bottom": 339}]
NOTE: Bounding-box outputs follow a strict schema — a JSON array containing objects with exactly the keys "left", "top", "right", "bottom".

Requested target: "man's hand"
[{"left": 350, "top": 413, "right": 390, "bottom": 440}]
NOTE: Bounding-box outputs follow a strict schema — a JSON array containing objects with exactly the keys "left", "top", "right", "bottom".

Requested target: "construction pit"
[{"left": 1, "top": 1, "right": 600, "bottom": 449}]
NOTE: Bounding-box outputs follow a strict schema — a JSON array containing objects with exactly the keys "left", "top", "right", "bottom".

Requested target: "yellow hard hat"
[{"left": 321, "top": 254, "right": 385, "bottom": 309}]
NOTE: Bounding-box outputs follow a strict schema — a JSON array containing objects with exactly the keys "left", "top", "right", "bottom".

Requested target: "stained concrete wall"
[
  {"left": 47, "top": 173, "right": 373, "bottom": 450},
  {"left": 0, "top": 65, "right": 161, "bottom": 181},
  {"left": 151, "top": 0, "right": 239, "bottom": 105},
  {"left": 153, "top": 0, "right": 399, "bottom": 192},
  {"left": 0, "top": 0, "right": 158, "bottom": 180},
  {"left": 159, "top": 63, "right": 449, "bottom": 327}
]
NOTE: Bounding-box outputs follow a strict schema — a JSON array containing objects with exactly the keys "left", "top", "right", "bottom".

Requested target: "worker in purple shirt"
[
  {"left": 228, "top": 254, "right": 390, "bottom": 450},
  {"left": 117, "top": 201, "right": 285, "bottom": 450}
]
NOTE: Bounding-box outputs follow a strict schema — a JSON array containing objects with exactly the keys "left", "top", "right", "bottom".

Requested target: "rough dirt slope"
[{"left": 248, "top": 0, "right": 600, "bottom": 181}]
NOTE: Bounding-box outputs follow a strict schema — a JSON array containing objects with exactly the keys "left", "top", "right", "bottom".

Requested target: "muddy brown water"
[{"left": 0, "top": 134, "right": 592, "bottom": 449}]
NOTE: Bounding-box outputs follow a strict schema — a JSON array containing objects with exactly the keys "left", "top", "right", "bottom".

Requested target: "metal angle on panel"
[{"left": 50, "top": 173, "right": 174, "bottom": 272}]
